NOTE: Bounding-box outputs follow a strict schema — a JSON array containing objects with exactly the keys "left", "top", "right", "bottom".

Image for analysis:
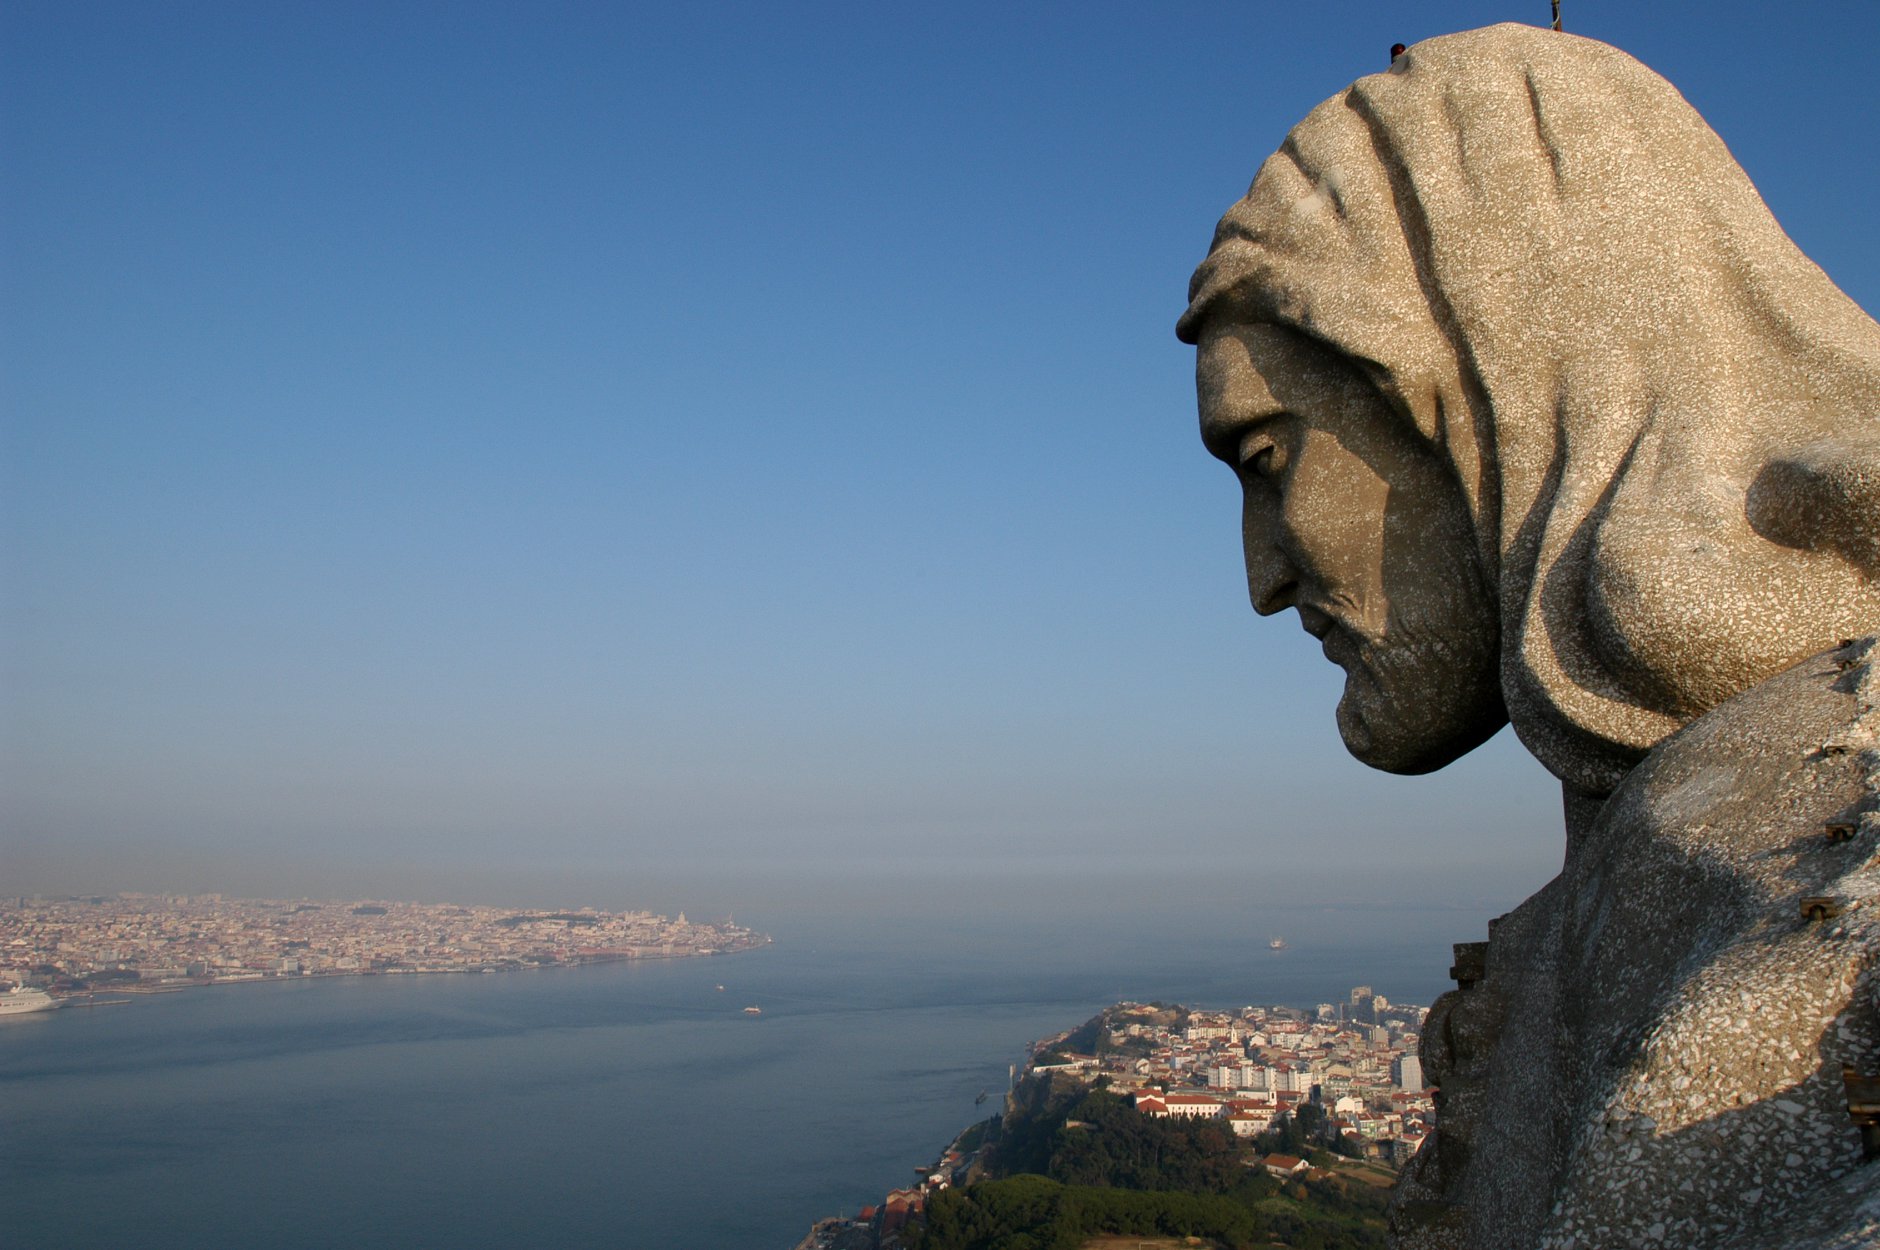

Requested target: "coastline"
[
  {"left": 3, "top": 892, "right": 771, "bottom": 1004},
  {"left": 8, "top": 916, "right": 1440, "bottom": 1250},
  {"left": 794, "top": 992, "right": 1428, "bottom": 1248},
  {"left": 39, "top": 940, "right": 774, "bottom": 1004}
]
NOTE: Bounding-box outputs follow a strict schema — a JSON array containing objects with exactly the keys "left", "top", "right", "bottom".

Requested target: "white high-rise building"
[
  {"left": 1394, "top": 1054, "right": 1424, "bottom": 1092},
  {"left": 1274, "top": 1065, "right": 1312, "bottom": 1093}
]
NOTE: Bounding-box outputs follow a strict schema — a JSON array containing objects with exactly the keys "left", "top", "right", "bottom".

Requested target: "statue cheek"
[{"left": 1277, "top": 445, "right": 1390, "bottom": 587}]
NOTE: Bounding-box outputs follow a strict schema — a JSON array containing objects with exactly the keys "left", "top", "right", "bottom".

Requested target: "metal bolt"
[{"left": 1802, "top": 897, "right": 1843, "bottom": 923}]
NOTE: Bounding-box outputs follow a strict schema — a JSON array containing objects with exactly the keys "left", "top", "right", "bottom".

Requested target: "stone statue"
[{"left": 1176, "top": 24, "right": 1880, "bottom": 1250}]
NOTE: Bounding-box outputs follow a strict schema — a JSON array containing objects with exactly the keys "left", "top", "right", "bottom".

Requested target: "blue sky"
[{"left": 5, "top": 1, "right": 1877, "bottom": 920}]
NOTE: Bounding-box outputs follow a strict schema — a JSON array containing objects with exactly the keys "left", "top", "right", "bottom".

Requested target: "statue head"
[
  {"left": 1195, "top": 319, "right": 1505, "bottom": 774},
  {"left": 1179, "top": 24, "right": 1880, "bottom": 796}
]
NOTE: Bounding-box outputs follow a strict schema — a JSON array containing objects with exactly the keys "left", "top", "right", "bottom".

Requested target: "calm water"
[{"left": 2, "top": 903, "right": 1460, "bottom": 1249}]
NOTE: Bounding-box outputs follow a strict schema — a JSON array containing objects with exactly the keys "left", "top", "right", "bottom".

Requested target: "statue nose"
[
  {"left": 1246, "top": 545, "right": 1298, "bottom": 615},
  {"left": 1241, "top": 485, "right": 1299, "bottom": 615}
]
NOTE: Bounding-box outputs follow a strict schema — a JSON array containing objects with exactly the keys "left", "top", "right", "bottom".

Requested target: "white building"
[
  {"left": 1208, "top": 1063, "right": 1262, "bottom": 1089},
  {"left": 1226, "top": 1112, "right": 1267, "bottom": 1137},
  {"left": 1273, "top": 1066, "right": 1312, "bottom": 1094},
  {"left": 1168, "top": 1093, "right": 1225, "bottom": 1119}
]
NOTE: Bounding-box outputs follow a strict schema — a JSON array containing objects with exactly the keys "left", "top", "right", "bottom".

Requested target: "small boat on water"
[
  {"left": 975, "top": 1090, "right": 989, "bottom": 1105},
  {"left": 1268, "top": 937, "right": 1289, "bottom": 951},
  {"left": 716, "top": 984, "right": 726, "bottom": 992},
  {"left": 743, "top": 1005, "right": 762, "bottom": 1015},
  {"left": 0, "top": 987, "right": 57, "bottom": 1016}
]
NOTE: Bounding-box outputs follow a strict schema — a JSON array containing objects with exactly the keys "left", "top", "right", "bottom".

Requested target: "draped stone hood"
[{"left": 1179, "top": 23, "right": 1880, "bottom": 795}]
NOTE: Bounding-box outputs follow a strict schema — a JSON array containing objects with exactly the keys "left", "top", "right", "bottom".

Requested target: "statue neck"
[{"left": 1561, "top": 782, "right": 1606, "bottom": 865}]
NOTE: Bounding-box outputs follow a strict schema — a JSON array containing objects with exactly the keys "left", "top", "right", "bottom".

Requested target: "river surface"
[{"left": 1, "top": 900, "right": 1463, "bottom": 1249}]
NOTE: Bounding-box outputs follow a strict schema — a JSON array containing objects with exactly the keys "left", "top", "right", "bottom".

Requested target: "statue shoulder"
[
  {"left": 1606, "top": 634, "right": 1876, "bottom": 869},
  {"left": 1535, "top": 636, "right": 1880, "bottom": 1248}
]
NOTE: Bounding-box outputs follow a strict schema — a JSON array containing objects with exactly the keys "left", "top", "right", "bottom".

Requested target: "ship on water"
[
  {"left": 0, "top": 986, "right": 57, "bottom": 1016},
  {"left": 1267, "top": 937, "right": 1289, "bottom": 951}
]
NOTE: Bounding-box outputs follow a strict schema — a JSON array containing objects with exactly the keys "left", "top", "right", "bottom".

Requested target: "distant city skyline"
[
  {"left": 6, "top": 1, "right": 1876, "bottom": 923},
  {"left": 2, "top": 891, "right": 764, "bottom": 993}
]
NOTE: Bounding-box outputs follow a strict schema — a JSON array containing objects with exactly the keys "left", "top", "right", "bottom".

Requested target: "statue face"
[{"left": 1196, "top": 319, "right": 1506, "bottom": 773}]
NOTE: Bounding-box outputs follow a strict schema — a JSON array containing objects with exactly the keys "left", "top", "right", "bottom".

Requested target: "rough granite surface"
[
  {"left": 1397, "top": 640, "right": 1880, "bottom": 1249},
  {"left": 1177, "top": 22, "right": 1880, "bottom": 1250},
  {"left": 1178, "top": 23, "right": 1880, "bottom": 796}
]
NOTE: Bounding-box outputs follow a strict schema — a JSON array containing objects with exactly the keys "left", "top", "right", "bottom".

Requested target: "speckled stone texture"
[
  {"left": 1176, "top": 22, "right": 1880, "bottom": 1250},
  {"left": 1178, "top": 23, "right": 1880, "bottom": 797},
  {"left": 1399, "top": 641, "right": 1880, "bottom": 1248}
]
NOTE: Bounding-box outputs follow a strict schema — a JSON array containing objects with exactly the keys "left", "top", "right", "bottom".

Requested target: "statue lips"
[{"left": 1296, "top": 604, "right": 1355, "bottom": 667}]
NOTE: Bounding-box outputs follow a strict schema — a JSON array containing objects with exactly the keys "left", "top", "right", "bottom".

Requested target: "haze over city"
[{"left": 7, "top": 0, "right": 1877, "bottom": 934}]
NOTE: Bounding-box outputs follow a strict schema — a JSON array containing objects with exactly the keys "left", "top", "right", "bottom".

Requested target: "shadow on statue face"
[{"left": 1196, "top": 318, "right": 1507, "bottom": 773}]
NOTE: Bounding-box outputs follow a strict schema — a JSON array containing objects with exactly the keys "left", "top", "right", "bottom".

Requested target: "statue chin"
[
  {"left": 1331, "top": 648, "right": 1506, "bottom": 776},
  {"left": 1335, "top": 693, "right": 1500, "bottom": 776}
]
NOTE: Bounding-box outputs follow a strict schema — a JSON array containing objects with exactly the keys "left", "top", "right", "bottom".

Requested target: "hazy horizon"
[{"left": 7, "top": 1, "right": 1876, "bottom": 928}]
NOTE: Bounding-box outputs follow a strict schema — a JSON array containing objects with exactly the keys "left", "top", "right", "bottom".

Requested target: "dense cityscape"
[
  {"left": 803, "top": 990, "right": 1430, "bottom": 1248},
  {"left": 0, "top": 893, "right": 768, "bottom": 992},
  {"left": 1041, "top": 992, "right": 1432, "bottom": 1161}
]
